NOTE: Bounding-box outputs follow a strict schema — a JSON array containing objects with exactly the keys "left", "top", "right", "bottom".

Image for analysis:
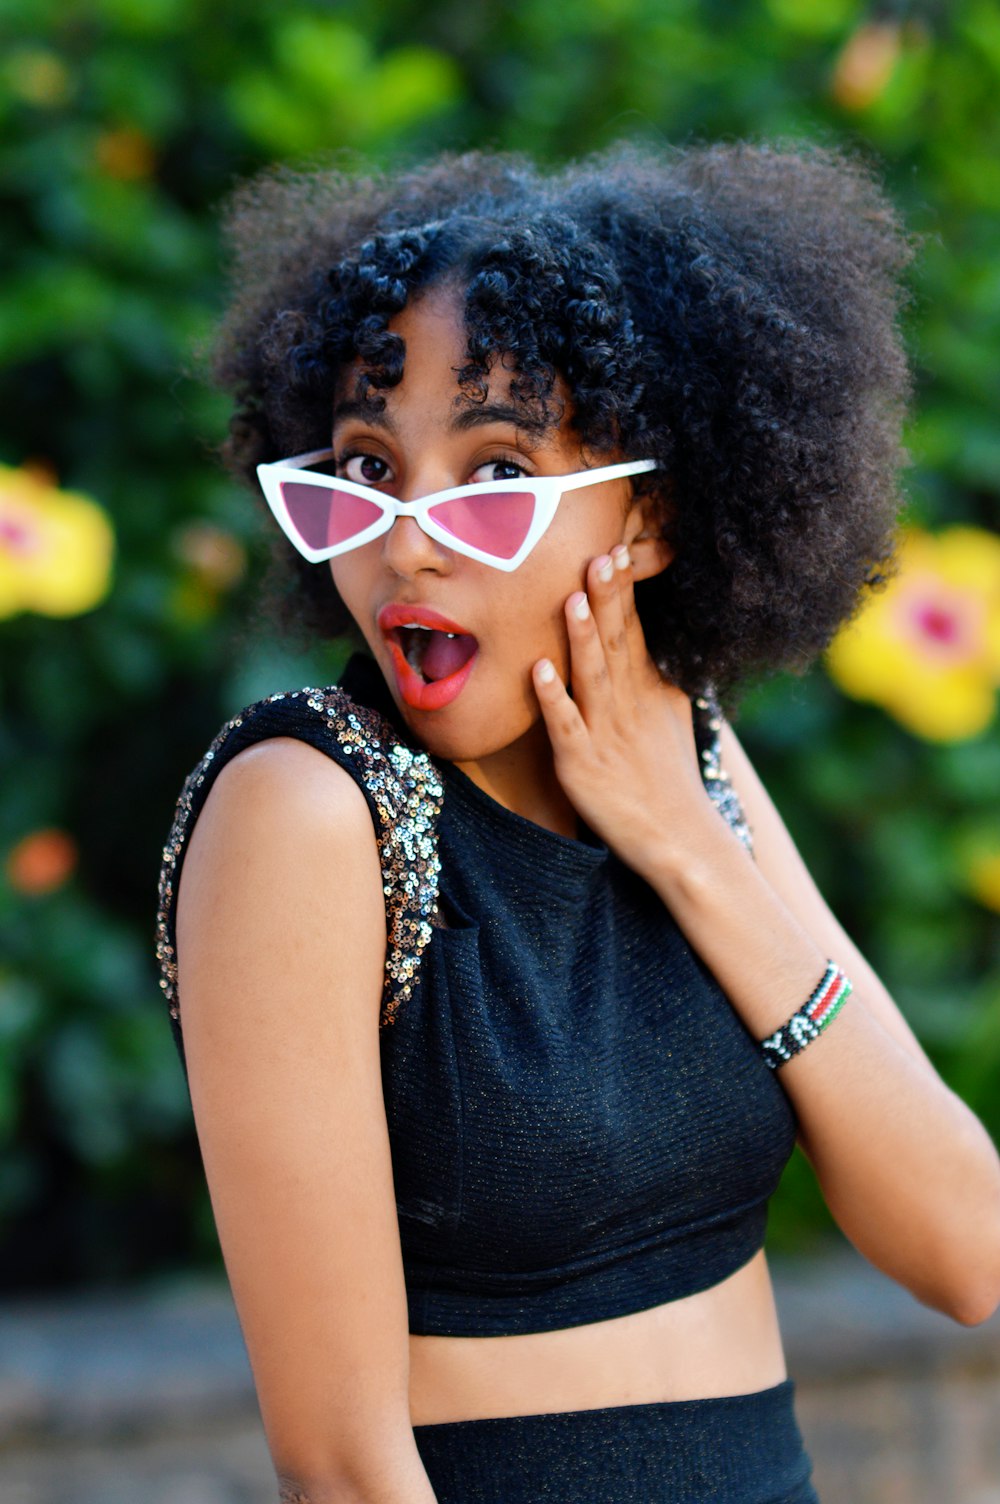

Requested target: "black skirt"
[{"left": 412, "top": 1379, "right": 818, "bottom": 1503}]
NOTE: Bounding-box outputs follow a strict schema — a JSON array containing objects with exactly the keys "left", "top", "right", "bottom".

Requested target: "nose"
[
  {"left": 379, "top": 465, "right": 461, "bottom": 577},
  {"left": 379, "top": 512, "right": 453, "bottom": 579}
]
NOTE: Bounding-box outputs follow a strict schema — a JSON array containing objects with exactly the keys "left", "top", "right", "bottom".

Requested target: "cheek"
[
  {"left": 516, "top": 533, "right": 593, "bottom": 616},
  {"left": 328, "top": 561, "right": 371, "bottom": 636},
  {"left": 494, "top": 572, "right": 576, "bottom": 671}
]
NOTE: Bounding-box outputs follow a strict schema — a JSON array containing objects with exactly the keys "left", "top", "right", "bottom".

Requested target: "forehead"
[{"left": 332, "top": 284, "right": 570, "bottom": 439}]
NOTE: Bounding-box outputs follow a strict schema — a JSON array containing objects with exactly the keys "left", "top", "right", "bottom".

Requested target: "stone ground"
[
  {"left": 0, "top": 1245, "right": 997, "bottom": 1503},
  {"left": 776, "top": 1256, "right": 1000, "bottom": 1503}
]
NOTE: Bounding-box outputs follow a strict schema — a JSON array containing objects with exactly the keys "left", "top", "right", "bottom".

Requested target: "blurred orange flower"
[
  {"left": 173, "top": 522, "right": 247, "bottom": 590},
  {"left": 831, "top": 21, "right": 902, "bottom": 111},
  {"left": 168, "top": 522, "right": 247, "bottom": 625},
  {"left": 6, "top": 828, "right": 78, "bottom": 896},
  {"left": 0, "top": 462, "right": 115, "bottom": 619},
  {"left": 95, "top": 126, "right": 157, "bottom": 181},
  {"left": 826, "top": 526, "right": 1000, "bottom": 741}
]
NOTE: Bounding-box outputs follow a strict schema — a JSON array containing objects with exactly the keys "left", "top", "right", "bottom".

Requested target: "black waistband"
[{"left": 413, "top": 1380, "right": 818, "bottom": 1504}]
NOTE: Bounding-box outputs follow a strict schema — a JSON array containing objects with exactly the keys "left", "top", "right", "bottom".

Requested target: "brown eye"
[
  {"left": 342, "top": 453, "right": 391, "bottom": 485},
  {"left": 470, "top": 457, "right": 529, "bottom": 483}
]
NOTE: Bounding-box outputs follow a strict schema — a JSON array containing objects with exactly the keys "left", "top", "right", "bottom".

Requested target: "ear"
[{"left": 622, "top": 493, "right": 675, "bottom": 582}]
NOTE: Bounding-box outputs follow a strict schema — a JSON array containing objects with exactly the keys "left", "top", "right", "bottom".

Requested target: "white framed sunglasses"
[{"left": 256, "top": 450, "right": 660, "bottom": 572}]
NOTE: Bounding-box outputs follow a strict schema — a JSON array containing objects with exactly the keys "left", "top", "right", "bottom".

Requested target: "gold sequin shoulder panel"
[
  {"left": 692, "top": 691, "right": 754, "bottom": 855},
  {"left": 155, "top": 686, "right": 443, "bottom": 1049}
]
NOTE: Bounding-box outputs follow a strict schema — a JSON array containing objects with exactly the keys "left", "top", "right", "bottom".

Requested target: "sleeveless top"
[{"left": 155, "top": 654, "right": 797, "bottom": 1337}]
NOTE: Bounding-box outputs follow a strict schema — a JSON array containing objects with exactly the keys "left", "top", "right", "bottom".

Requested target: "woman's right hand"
[
  {"left": 532, "top": 545, "right": 713, "bottom": 883},
  {"left": 176, "top": 737, "right": 439, "bottom": 1503}
]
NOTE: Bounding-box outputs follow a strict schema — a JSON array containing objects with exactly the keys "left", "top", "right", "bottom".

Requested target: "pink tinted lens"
[
  {"left": 427, "top": 491, "right": 535, "bottom": 560},
  {"left": 280, "top": 482, "right": 384, "bottom": 550}
]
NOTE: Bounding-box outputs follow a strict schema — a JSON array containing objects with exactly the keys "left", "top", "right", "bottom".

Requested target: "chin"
[
  {"left": 401, "top": 719, "right": 515, "bottom": 765},
  {"left": 398, "top": 689, "right": 540, "bottom": 767}
]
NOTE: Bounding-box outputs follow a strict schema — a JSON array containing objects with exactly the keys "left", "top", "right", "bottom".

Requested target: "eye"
[
  {"left": 339, "top": 451, "right": 392, "bottom": 485},
  {"left": 469, "top": 456, "right": 530, "bottom": 484}
]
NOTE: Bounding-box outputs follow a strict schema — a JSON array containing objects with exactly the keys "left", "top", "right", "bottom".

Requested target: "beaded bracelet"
[{"left": 759, "top": 961, "right": 853, "bottom": 1071}]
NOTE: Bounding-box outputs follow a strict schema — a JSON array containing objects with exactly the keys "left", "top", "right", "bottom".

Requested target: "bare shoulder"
[
  {"left": 198, "top": 733, "right": 378, "bottom": 843},
  {"left": 176, "top": 732, "right": 386, "bottom": 1033}
]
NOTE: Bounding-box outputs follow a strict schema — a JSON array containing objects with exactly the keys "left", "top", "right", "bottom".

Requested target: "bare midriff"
[{"left": 407, "top": 1249, "right": 786, "bottom": 1425}]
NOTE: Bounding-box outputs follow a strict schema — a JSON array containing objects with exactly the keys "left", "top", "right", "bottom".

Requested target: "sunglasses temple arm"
[{"left": 553, "top": 463, "right": 656, "bottom": 496}]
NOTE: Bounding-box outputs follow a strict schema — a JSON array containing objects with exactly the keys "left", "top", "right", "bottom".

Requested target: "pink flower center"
[
  {"left": 896, "top": 575, "right": 983, "bottom": 664},
  {"left": 0, "top": 512, "right": 42, "bottom": 557},
  {"left": 914, "top": 604, "right": 961, "bottom": 644}
]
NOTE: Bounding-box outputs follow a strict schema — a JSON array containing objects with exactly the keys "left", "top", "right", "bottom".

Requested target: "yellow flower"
[
  {"left": 966, "top": 850, "right": 1000, "bottom": 915},
  {"left": 826, "top": 526, "right": 1000, "bottom": 741},
  {"left": 0, "top": 463, "right": 115, "bottom": 620},
  {"left": 952, "top": 822, "right": 1000, "bottom": 916}
]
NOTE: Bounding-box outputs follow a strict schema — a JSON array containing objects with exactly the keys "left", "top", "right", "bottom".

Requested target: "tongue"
[{"left": 421, "top": 630, "right": 477, "bottom": 682}]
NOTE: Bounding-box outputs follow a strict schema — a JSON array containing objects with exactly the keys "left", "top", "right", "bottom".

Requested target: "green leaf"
[
  {"left": 0, "top": 263, "right": 115, "bottom": 365},
  {"left": 359, "top": 46, "right": 463, "bottom": 141},
  {"left": 91, "top": 0, "right": 197, "bottom": 37},
  {"left": 764, "top": 0, "right": 860, "bottom": 39}
]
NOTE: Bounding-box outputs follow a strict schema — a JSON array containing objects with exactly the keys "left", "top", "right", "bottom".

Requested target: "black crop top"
[{"left": 155, "top": 655, "right": 798, "bottom": 1337}]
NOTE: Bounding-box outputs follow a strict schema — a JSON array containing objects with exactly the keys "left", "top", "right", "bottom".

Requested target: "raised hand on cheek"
[{"left": 532, "top": 545, "right": 712, "bottom": 880}]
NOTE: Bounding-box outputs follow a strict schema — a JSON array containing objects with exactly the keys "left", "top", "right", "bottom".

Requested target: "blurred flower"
[
  {"left": 831, "top": 21, "right": 903, "bottom": 111},
  {"left": 965, "top": 850, "right": 1000, "bottom": 914},
  {"left": 3, "top": 49, "right": 72, "bottom": 108},
  {"left": 167, "top": 522, "right": 247, "bottom": 626},
  {"left": 173, "top": 522, "right": 247, "bottom": 590},
  {"left": 5, "top": 829, "right": 78, "bottom": 896},
  {"left": 0, "top": 462, "right": 115, "bottom": 620},
  {"left": 952, "top": 821, "right": 1000, "bottom": 915},
  {"left": 94, "top": 126, "right": 157, "bottom": 181},
  {"left": 826, "top": 526, "right": 1000, "bottom": 741}
]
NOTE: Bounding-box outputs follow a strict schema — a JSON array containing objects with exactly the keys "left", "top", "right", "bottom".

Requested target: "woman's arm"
[
  {"left": 715, "top": 721, "right": 936, "bottom": 1071},
  {"left": 176, "top": 736, "right": 438, "bottom": 1504},
  {"left": 533, "top": 548, "right": 1000, "bottom": 1327},
  {"left": 650, "top": 723, "right": 1000, "bottom": 1326}
]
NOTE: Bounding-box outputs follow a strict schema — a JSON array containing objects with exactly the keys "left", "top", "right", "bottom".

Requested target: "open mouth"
[
  {"left": 378, "top": 604, "right": 480, "bottom": 711},
  {"left": 394, "top": 624, "right": 478, "bottom": 683}
]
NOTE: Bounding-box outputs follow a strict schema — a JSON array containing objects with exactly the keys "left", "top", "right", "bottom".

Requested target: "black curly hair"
[{"left": 212, "top": 141, "right": 913, "bottom": 698}]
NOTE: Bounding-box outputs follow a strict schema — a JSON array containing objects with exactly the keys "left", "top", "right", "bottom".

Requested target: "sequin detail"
[
  {"left": 692, "top": 692, "right": 754, "bottom": 854},
  {"left": 154, "top": 686, "right": 443, "bottom": 1031}
]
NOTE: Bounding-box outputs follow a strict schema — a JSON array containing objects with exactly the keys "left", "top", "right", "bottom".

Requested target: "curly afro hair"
[{"left": 211, "top": 141, "right": 913, "bottom": 699}]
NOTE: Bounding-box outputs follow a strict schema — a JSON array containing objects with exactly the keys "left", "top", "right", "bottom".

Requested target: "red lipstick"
[{"left": 377, "top": 603, "right": 479, "bottom": 711}]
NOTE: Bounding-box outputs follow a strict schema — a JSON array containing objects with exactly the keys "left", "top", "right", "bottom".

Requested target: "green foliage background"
[{"left": 1, "top": 0, "right": 998, "bottom": 1288}]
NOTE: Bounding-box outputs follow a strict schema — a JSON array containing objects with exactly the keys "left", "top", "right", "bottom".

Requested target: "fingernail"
[
  {"left": 597, "top": 556, "right": 614, "bottom": 583},
  {"left": 613, "top": 546, "right": 631, "bottom": 571},
  {"left": 572, "top": 593, "right": 591, "bottom": 620},
  {"left": 537, "top": 658, "right": 555, "bottom": 683}
]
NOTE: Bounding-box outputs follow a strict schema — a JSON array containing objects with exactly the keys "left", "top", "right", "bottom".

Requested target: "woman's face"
[{"left": 327, "top": 284, "right": 664, "bottom": 767}]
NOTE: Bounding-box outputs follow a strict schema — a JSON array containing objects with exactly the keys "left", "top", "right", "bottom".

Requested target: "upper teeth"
[{"left": 402, "top": 623, "right": 457, "bottom": 637}]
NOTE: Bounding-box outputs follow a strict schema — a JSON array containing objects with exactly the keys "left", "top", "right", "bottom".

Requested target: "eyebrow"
[
  {"left": 332, "top": 398, "right": 397, "bottom": 432},
  {"left": 451, "top": 402, "right": 546, "bottom": 435},
  {"left": 332, "top": 397, "right": 548, "bottom": 438}
]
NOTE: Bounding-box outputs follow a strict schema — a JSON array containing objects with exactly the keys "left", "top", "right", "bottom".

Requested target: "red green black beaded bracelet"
[{"left": 760, "top": 962, "right": 853, "bottom": 1071}]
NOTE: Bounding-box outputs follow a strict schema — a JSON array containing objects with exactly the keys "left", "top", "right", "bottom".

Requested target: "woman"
[{"left": 156, "top": 142, "right": 1000, "bottom": 1503}]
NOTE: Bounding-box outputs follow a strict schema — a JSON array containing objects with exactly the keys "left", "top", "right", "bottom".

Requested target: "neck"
[{"left": 453, "top": 720, "right": 580, "bottom": 838}]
